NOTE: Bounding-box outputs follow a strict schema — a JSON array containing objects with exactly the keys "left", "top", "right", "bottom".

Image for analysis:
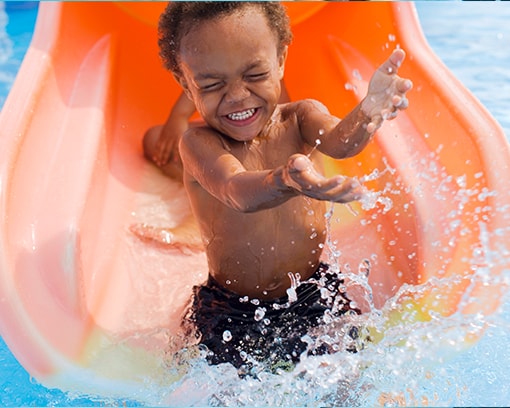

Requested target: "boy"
[
  {"left": 156, "top": 2, "right": 412, "bottom": 371},
  {"left": 143, "top": 86, "right": 290, "bottom": 182}
]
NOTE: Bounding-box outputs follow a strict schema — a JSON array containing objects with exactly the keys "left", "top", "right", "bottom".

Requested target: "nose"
[{"left": 224, "top": 80, "right": 250, "bottom": 104}]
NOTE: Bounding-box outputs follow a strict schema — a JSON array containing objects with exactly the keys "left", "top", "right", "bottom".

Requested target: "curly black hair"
[{"left": 158, "top": 1, "right": 293, "bottom": 77}]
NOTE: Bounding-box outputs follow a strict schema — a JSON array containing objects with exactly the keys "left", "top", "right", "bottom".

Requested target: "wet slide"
[{"left": 0, "top": 1, "right": 509, "bottom": 397}]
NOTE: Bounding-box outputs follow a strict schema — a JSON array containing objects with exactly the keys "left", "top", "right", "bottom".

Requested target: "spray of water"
[
  {"left": 46, "top": 142, "right": 509, "bottom": 406},
  {"left": 140, "top": 148, "right": 509, "bottom": 407}
]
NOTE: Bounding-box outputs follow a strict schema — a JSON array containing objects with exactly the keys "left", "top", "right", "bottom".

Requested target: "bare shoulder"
[
  {"left": 279, "top": 99, "right": 330, "bottom": 121},
  {"left": 279, "top": 99, "right": 340, "bottom": 149},
  {"left": 297, "top": 99, "right": 330, "bottom": 114},
  {"left": 180, "top": 125, "right": 224, "bottom": 152},
  {"left": 181, "top": 124, "right": 214, "bottom": 142},
  {"left": 179, "top": 125, "right": 231, "bottom": 171}
]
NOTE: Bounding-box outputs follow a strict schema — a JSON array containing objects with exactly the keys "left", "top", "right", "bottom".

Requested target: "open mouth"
[{"left": 226, "top": 108, "right": 257, "bottom": 122}]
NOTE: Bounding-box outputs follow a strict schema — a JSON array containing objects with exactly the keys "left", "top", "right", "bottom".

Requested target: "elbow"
[
  {"left": 226, "top": 197, "right": 258, "bottom": 213},
  {"left": 221, "top": 171, "right": 292, "bottom": 213},
  {"left": 223, "top": 187, "right": 275, "bottom": 213},
  {"left": 327, "top": 143, "right": 363, "bottom": 160},
  {"left": 343, "top": 143, "right": 364, "bottom": 158},
  {"left": 222, "top": 180, "right": 259, "bottom": 213}
]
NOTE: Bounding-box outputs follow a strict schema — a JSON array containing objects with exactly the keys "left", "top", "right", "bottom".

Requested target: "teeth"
[{"left": 227, "top": 109, "right": 255, "bottom": 121}]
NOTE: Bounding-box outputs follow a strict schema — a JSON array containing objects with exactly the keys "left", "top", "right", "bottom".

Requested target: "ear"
[
  {"left": 174, "top": 74, "right": 194, "bottom": 101},
  {"left": 278, "top": 46, "right": 288, "bottom": 80}
]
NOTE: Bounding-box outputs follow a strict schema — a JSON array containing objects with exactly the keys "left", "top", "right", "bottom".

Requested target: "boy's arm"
[
  {"left": 298, "top": 49, "right": 412, "bottom": 159},
  {"left": 180, "top": 128, "right": 363, "bottom": 213},
  {"left": 180, "top": 127, "right": 294, "bottom": 212},
  {"left": 152, "top": 92, "right": 196, "bottom": 166}
]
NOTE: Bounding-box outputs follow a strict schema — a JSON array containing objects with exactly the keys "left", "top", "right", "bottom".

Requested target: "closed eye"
[
  {"left": 198, "top": 81, "right": 224, "bottom": 92},
  {"left": 246, "top": 72, "right": 269, "bottom": 81}
]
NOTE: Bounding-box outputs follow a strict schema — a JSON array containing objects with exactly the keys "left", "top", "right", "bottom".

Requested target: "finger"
[
  {"left": 328, "top": 178, "right": 364, "bottom": 203},
  {"left": 398, "top": 78, "right": 413, "bottom": 93},
  {"left": 160, "top": 142, "right": 174, "bottom": 165},
  {"left": 380, "top": 49, "right": 406, "bottom": 75},
  {"left": 392, "top": 95, "right": 409, "bottom": 109},
  {"left": 398, "top": 98, "right": 408, "bottom": 110},
  {"left": 366, "top": 115, "right": 383, "bottom": 133},
  {"left": 284, "top": 154, "right": 317, "bottom": 191},
  {"left": 366, "top": 121, "right": 378, "bottom": 134},
  {"left": 385, "top": 107, "right": 399, "bottom": 119},
  {"left": 298, "top": 175, "right": 348, "bottom": 200},
  {"left": 290, "top": 155, "right": 311, "bottom": 173},
  {"left": 153, "top": 138, "right": 167, "bottom": 166}
]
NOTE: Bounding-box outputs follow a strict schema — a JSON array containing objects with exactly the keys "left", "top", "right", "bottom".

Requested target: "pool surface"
[
  {"left": 0, "top": 1, "right": 37, "bottom": 108},
  {"left": 1, "top": 1, "right": 509, "bottom": 406}
]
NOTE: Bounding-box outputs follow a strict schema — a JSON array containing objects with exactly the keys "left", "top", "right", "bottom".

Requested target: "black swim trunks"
[{"left": 182, "top": 263, "right": 362, "bottom": 374}]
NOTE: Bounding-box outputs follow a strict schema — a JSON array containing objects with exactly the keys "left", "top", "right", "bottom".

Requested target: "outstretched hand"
[
  {"left": 362, "top": 49, "right": 413, "bottom": 134},
  {"left": 282, "top": 154, "right": 364, "bottom": 203}
]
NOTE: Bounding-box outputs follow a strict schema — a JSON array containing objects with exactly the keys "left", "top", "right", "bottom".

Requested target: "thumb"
[
  {"left": 288, "top": 154, "right": 312, "bottom": 173},
  {"left": 380, "top": 48, "right": 406, "bottom": 75}
]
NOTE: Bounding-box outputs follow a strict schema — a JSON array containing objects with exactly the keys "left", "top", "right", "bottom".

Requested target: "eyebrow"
[
  {"left": 193, "top": 61, "right": 268, "bottom": 82},
  {"left": 194, "top": 72, "right": 223, "bottom": 81}
]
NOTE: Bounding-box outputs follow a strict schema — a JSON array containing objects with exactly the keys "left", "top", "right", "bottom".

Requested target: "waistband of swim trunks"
[{"left": 203, "top": 262, "right": 330, "bottom": 307}]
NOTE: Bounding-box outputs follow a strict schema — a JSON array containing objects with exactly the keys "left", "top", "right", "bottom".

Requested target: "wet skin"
[{"left": 177, "top": 7, "right": 412, "bottom": 299}]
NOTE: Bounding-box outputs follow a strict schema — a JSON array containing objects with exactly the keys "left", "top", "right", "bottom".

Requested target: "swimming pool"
[
  {"left": 1, "top": 2, "right": 509, "bottom": 406},
  {"left": 0, "top": 2, "right": 36, "bottom": 109}
]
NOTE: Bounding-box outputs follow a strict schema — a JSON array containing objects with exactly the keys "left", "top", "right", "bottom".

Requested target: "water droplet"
[
  {"left": 350, "top": 69, "right": 361, "bottom": 82},
  {"left": 223, "top": 330, "right": 232, "bottom": 342},
  {"left": 254, "top": 307, "right": 266, "bottom": 321},
  {"left": 286, "top": 272, "right": 300, "bottom": 303},
  {"left": 287, "top": 287, "right": 297, "bottom": 303},
  {"left": 307, "top": 137, "right": 323, "bottom": 157},
  {"left": 358, "top": 258, "right": 371, "bottom": 277}
]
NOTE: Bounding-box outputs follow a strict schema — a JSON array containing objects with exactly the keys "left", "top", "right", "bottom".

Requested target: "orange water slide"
[{"left": 0, "top": 2, "right": 508, "bottom": 396}]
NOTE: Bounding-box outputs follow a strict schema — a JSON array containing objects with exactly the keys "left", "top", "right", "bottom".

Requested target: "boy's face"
[{"left": 177, "top": 7, "right": 287, "bottom": 142}]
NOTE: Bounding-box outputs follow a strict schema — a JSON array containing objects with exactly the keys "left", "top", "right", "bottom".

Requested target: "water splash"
[
  {"left": 32, "top": 145, "right": 506, "bottom": 406},
  {"left": 286, "top": 271, "right": 301, "bottom": 303},
  {"left": 307, "top": 134, "right": 323, "bottom": 158},
  {"left": 146, "top": 151, "right": 510, "bottom": 406},
  {"left": 355, "top": 157, "right": 397, "bottom": 214}
]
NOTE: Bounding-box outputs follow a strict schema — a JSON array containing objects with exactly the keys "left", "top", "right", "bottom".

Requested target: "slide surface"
[{"left": 0, "top": 2, "right": 509, "bottom": 396}]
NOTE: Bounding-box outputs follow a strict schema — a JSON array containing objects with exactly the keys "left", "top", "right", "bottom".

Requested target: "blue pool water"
[
  {"left": 0, "top": 1, "right": 37, "bottom": 108},
  {"left": 1, "top": 2, "right": 509, "bottom": 406}
]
